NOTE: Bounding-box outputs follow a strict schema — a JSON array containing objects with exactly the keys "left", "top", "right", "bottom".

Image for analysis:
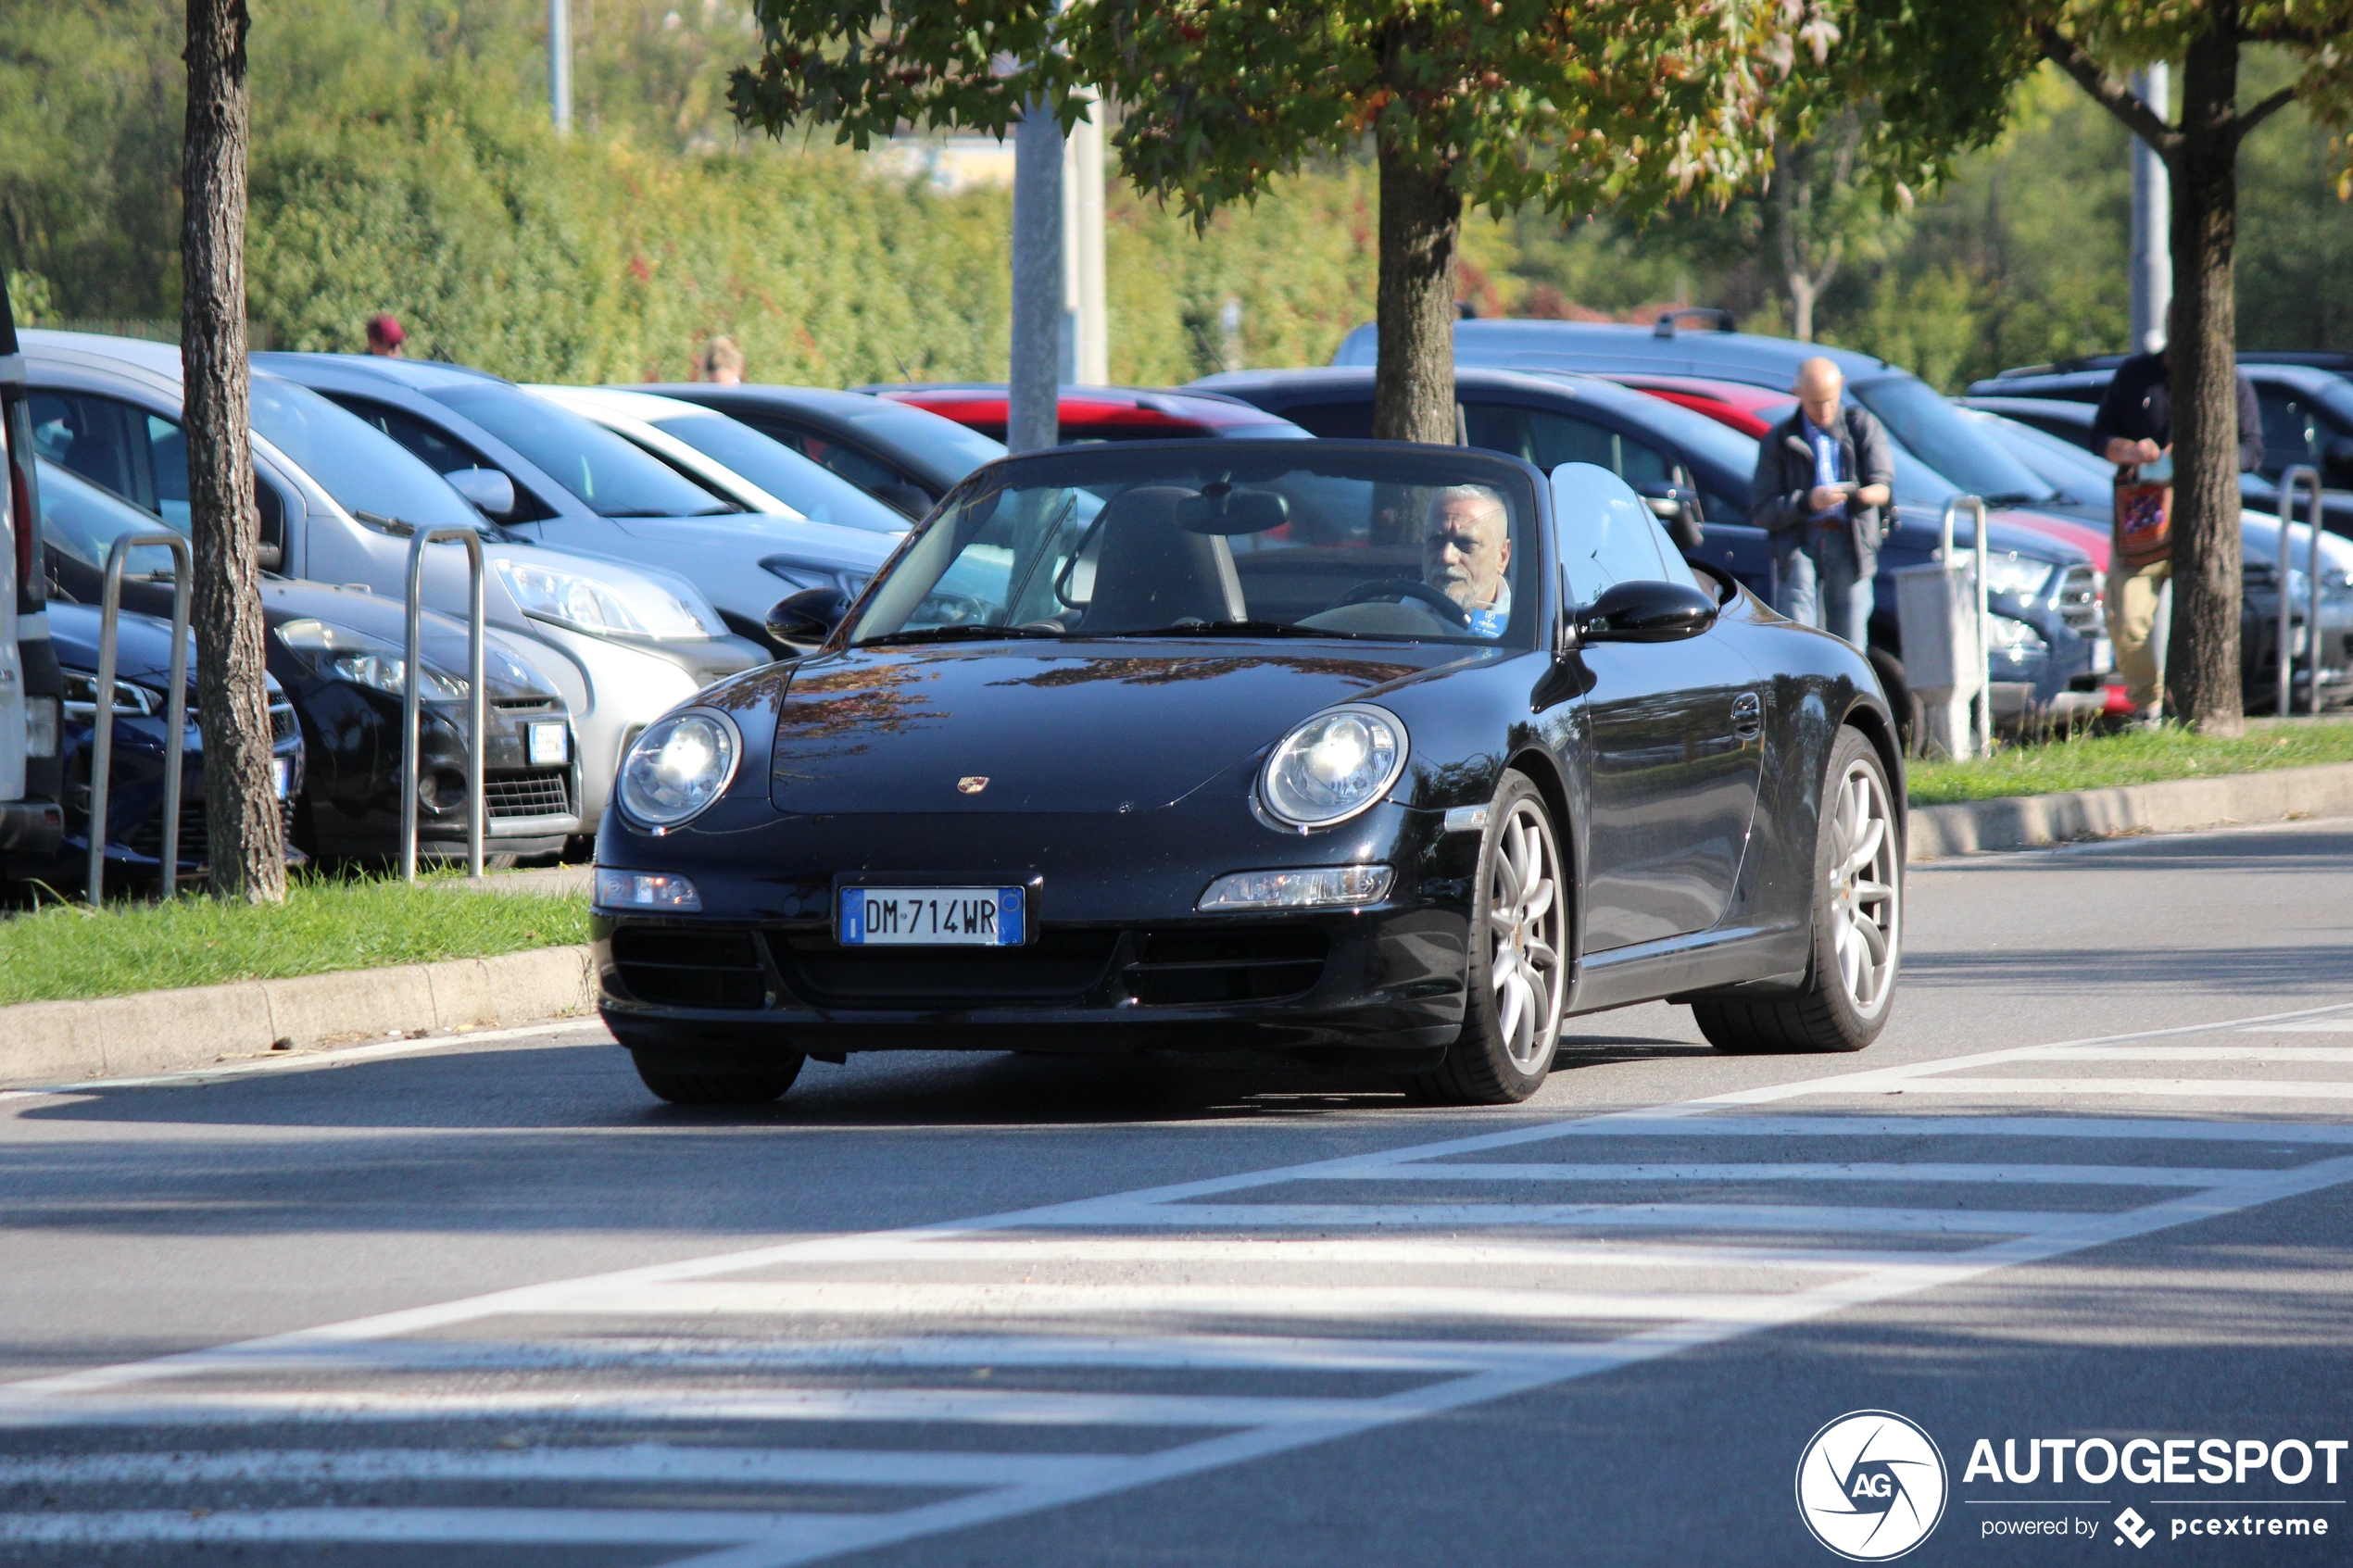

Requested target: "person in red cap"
[{"left": 365, "top": 313, "right": 406, "bottom": 357}]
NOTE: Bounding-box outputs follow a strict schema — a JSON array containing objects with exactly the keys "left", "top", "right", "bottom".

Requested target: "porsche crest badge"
[{"left": 957, "top": 776, "right": 989, "bottom": 795}]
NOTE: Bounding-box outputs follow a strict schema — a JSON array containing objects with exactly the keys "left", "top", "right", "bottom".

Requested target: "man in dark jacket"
[
  {"left": 2090, "top": 342, "right": 2263, "bottom": 723},
  {"left": 1749, "top": 357, "right": 1895, "bottom": 648}
]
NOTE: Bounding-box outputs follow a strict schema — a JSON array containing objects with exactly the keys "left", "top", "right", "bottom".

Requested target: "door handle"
[{"left": 1730, "top": 690, "right": 1763, "bottom": 739}]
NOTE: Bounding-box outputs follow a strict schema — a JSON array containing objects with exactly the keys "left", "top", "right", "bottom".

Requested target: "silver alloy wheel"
[
  {"left": 1489, "top": 798, "right": 1568, "bottom": 1072},
  {"left": 1827, "top": 758, "right": 1900, "bottom": 1018}
]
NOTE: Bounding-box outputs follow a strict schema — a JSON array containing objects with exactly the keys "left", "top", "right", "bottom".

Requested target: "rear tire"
[
  {"left": 633, "top": 1052, "right": 804, "bottom": 1105},
  {"left": 1402, "top": 772, "right": 1568, "bottom": 1106},
  {"left": 1693, "top": 728, "right": 1899, "bottom": 1055}
]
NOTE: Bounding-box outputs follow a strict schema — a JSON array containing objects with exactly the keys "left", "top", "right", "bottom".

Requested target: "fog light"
[
  {"left": 1197, "top": 864, "right": 1394, "bottom": 911},
  {"left": 596, "top": 868, "right": 702, "bottom": 911}
]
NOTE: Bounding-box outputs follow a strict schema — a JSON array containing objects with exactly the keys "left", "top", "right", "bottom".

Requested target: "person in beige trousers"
[{"left": 2090, "top": 337, "right": 2264, "bottom": 725}]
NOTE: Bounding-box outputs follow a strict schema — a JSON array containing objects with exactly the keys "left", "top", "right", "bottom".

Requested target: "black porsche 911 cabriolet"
[{"left": 592, "top": 440, "right": 1903, "bottom": 1107}]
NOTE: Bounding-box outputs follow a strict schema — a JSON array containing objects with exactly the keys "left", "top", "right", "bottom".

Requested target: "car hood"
[
  {"left": 47, "top": 601, "right": 281, "bottom": 698},
  {"left": 257, "top": 581, "right": 560, "bottom": 701},
  {"left": 766, "top": 640, "right": 1451, "bottom": 816}
]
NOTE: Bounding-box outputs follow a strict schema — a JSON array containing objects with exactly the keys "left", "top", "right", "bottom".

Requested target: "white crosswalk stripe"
[{"left": 6, "top": 1000, "right": 2353, "bottom": 1564}]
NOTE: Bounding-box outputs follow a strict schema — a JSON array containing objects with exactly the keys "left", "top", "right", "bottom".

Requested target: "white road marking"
[
  {"left": 1860, "top": 1077, "right": 2353, "bottom": 1100},
  {"left": 6, "top": 998, "right": 2353, "bottom": 1567},
  {"left": 0, "top": 1445, "right": 1125, "bottom": 1488},
  {"left": 2264, "top": 1017, "right": 2353, "bottom": 1033}
]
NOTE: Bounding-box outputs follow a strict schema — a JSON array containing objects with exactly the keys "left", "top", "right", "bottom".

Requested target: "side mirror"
[
  {"left": 447, "top": 467, "right": 519, "bottom": 521},
  {"left": 765, "top": 586, "right": 849, "bottom": 650},
  {"left": 1577, "top": 579, "right": 1718, "bottom": 644}
]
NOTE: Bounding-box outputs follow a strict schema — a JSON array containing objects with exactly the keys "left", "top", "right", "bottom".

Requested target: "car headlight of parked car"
[
  {"left": 619, "top": 709, "right": 740, "bottom": 829},
  {"left": 1259, "top": 704, "right": 1408, "bottom": 830},
  {"left": 1981, "top": 554, "right": 2056, "bottom": 603},
  {"left": 275, "top": 618, "right": 468, "bottom": 701},
  {"left": 1987, "top": 613, "right": 2051, "bottom": 666},
  {"left": 60, "top": 670, "right": 165, "bottom": 721},
  {"left": 495, "top": 558, "right": 710, "bottom": 641}
]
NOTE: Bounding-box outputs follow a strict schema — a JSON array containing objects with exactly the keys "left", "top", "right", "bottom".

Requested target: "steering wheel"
[{"left": 1325, "top": 579, "right": 1471, "bottom": 628}]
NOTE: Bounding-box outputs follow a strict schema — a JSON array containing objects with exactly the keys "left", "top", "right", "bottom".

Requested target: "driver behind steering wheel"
[{"left": 1425, "top": 484, "right": 1512, "bottom": 636}]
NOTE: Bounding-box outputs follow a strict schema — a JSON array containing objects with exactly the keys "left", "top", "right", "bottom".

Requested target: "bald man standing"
[{"left": 1749, "top": 358, "right": 1894, "bottom": 649}]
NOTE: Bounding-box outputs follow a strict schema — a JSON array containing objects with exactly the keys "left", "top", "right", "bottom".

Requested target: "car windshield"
[
  {"left": 648, "top": 414, "right": 908, "bottom": 533},
  {"left": 845, "top": 402, "right": 1008, "bottom": 476},
  {"left": 1850, "top": 377, "right": 2057, "bottom": 505},
  {"left": 1966, "top": 410, "right": 2114, "bottom": 497},
  {"left": 850, "top": 449, "right": 1541, "bottom": 648},
  {"left": 434, "top": 384, "right": 736, "bottom": 519},
  {"left": 248, "top": 377, "right": 484, "bottom": 533},
  {"left": 36, "top": 458, "right": 183, "bottom": 578}
]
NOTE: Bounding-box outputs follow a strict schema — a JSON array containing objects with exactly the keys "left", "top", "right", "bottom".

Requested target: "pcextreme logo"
[{"left": 1796, "top": 1410, "right": 1951, "bottom": 1562}]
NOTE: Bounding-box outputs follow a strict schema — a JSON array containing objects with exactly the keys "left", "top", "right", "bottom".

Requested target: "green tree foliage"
[
  {"left": 0, "top": 0, "right": 1394, "bottom": 385},
  {"left": 730, "top": 0, "right": 1825, "bottom": 440}
]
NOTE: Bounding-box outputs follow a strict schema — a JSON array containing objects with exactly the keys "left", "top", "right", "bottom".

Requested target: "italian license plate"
[
  {"left": 839, "top": 886, "right": 1025, "bottom": 947},
  {"left": 2091, "top": 637, "right": 2114, "bottom": 675},
  {"left": 271, "top": 759, "right": 291, "bottom": 800}
]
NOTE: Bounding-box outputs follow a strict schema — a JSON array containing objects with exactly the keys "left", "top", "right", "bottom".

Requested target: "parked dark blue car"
[{"left": 1, "top": 602, "right": 305, "bottom": 893}]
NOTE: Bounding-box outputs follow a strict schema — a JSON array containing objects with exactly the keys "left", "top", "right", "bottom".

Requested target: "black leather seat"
[{"left": 1076, "top": 487, "right": 1247, "bottom": 632}]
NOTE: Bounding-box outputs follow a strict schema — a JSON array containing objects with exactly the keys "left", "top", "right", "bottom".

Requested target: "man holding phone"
[{"left": 1749, "top": 357, "right": 1894, "bottom": 649}]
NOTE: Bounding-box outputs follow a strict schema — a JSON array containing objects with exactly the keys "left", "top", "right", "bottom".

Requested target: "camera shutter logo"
[{"left": 1795, "top": 1410, "right": 1949, "bottom": 1561}]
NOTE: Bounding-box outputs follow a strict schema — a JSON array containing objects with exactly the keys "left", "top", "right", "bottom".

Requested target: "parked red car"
[{"left": 863, "top": 383, "right": 1313, "bottom": 445}]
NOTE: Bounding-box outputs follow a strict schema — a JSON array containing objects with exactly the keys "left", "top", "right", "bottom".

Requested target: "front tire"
[
  {"left": 1403, "top": 772, "right": 1569, "bottom": 1105},
  {"left": 1693, "top": 728, "right": 1900, "bottom": 1054},
  {"left": 633, "top": 1051, "right": 804, "bottom": 1105}
]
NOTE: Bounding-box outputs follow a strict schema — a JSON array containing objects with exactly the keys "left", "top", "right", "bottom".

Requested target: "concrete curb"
[
  {"left": 1907, "top": 760, "right": 2353, "bottom": 861},
  {"left": 0, "top": 945, "right": 595, "bottom": 1089}
]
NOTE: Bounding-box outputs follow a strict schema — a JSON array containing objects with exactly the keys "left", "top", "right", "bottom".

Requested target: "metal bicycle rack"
[
  {"left": 86, "top": 532, "right": 191, "bottom": 904},
  {"left": 398, "top": 527, "right": 487, "bottom": 881},
  {"left": 2277, "top": 464, "right": 2325, "bottom": 718}
]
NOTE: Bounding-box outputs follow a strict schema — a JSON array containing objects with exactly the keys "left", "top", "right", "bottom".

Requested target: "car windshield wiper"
[
  {"left": 857, "top": 624, "right": 1066, "bottom": 646},
  {"left": 1093, "top": 621, "right": 1358, "bottom": 639}
]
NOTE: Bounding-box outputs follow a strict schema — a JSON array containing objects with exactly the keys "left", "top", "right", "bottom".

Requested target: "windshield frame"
[{"left": 839, "top": 440, "right": 1552, "bottom": 655}]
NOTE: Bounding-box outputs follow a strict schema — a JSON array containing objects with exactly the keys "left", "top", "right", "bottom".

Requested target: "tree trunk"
[
  {"left": 1371, "top": 137, "right": 1461, "bottom": 447},
  {"left": 1788, "top": 273, "right": 1818, "bottom": 344},
  {"left": 182, "top": 0, "right": 284, "bottom": 901},
  {"left": 2163, "top": 21, "right": 2246, "bottom": 737}
]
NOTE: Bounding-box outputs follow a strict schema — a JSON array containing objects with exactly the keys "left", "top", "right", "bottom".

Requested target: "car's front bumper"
[{"left": 594, "top": 802, "right": 1477, "bottom": 1063}]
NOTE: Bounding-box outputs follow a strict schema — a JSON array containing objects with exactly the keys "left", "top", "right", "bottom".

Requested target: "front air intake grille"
[
  {"left": 1124, "top": 927, "right": 1327, "bottom": 1007},
  {"left": 768, "top": 928, "right": 1121, "bottom": 1008},
  {"left": 611, "top": 927, "right": 767, "bottom": 1010},
  {"left": 124, "top": 795, "right": 297, "bottom": 869},
  {"left": 2053, "top": 564, "right": 2101, "bottom": 633},
  {"left": 484, "top": 769, "right": 572, "bottom": 818},
  {"left": 493, "top": 696, "right": 560, "bottom": 714}
]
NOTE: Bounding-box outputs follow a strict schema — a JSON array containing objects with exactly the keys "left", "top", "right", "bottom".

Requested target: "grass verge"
[
  {"left": 1906, "top": 721, "right": 2353, "bottom": 806},
  {"left": 0, "top": 872, "right": 587, "bottom": 1007}
]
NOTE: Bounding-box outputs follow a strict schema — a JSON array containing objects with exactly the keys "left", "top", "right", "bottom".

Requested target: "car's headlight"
[
  {"left": 275, "top": 618, "right": 468, "bottom": 701},
  {"left": 1260, "top": 704, "right": 1408, "bottom": 829},
  {"left": 1981, "top": 554, "right": 2056, "bottom": 602},
  {"left": 619, "top": 709, "right": 740, "bottom": 829},
  {"left": 495, "top": 558, "right": 710, "bottom": 641},
  {"left": 1986, "top": 613, "right": 2050, "bottom": 665},
  {"left": 61, "top": 670, "right": 163, "bottom": 721}
]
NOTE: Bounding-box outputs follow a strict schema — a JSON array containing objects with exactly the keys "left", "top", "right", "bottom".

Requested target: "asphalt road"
[{"left": 5, "top": 820, "right": 2353, "bottom": 1565}]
